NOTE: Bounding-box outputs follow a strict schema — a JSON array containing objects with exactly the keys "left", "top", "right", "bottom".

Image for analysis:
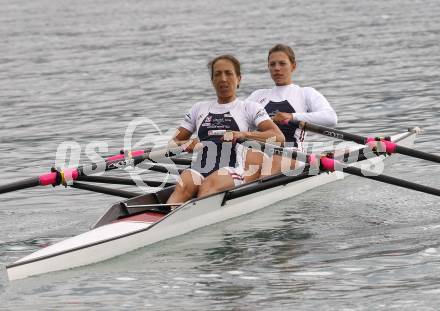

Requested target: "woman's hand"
[
  {"left": 181, "top": 138, "right": 203, "bottom": 152},
  {"left": 223, "top": 131, "right": 247, "bottom": 142},
  {"left": 169, "top": 127, "right": 202, "bottom": 153},
  {"left": 271, "top": 112, "right": 294, "bottom": 124}
]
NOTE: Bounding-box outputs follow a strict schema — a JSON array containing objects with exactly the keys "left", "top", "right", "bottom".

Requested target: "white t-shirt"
[
  {"left": 180, "top": 98, "right": 270, "bottom": 176},
  {"left": 180, "top": 98, "right": 270, "bottom": 134},
  {"left": 247, "top": 84, "right": 337, "bottom": 147}
]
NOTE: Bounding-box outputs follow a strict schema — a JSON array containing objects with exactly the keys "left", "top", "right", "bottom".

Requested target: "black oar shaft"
[
  {"left": 77, "top": 175, "right": 174, "bottom": 187},
  {"left": 171, "top": 157, "right": 192, "bottom": 165},
  {"left": 70, "top": 182, "right": 141, "bottom": 198},
  {"left": 343, "top": 166, "right": 440, "bottom": 196},
  {"left": 144, "top": 164, "right": 183, "bottom": 175},
  {"left": 0, "top": 177, "right": 40, "bottom": 195},
  {"left": 395, "top": 145, "right": 440, "bottom": 164},
  {"left": 295, "top": 120, "right": 367, "bottom": 144}
]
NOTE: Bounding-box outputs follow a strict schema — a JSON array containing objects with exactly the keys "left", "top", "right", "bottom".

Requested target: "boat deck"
[{"left": 114, "top": 212, "right": 165, "bottom": 223}]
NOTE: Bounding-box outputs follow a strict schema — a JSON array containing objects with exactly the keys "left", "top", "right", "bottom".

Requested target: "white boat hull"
[{"left": 6, "top": 130, "right": 417, "bottom": 280}]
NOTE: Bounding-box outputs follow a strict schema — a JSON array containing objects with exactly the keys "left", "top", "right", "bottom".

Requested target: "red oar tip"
[{"left": 320, "top": 156, "right": 336, "bottom": 171}]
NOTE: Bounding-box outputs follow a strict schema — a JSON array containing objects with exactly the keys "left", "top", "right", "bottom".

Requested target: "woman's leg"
[
  {"left": 266, "top": 154, "right": 299, "bottom": 176},
  {"left": 242, "top": 149, "right": 264, "bottom": 182},
  {"left": 197, "top": 168, "right": 237, "bottom": 198},
  {"left": 166, "top": 169, "right": 204, "bottom": 204}
]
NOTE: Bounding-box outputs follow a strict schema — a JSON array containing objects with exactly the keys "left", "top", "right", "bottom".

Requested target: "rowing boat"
[{"left": 5, "top": 128, "right": 420, "bottom": 280}]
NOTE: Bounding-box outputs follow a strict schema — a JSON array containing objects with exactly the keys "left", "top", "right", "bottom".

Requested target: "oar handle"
[{"left": 104, "top": 149, "right": 146, "bottom": 162}]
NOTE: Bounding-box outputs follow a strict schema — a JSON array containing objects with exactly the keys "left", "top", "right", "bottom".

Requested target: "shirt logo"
[
  {"left": 255, "top": 109, "right": 268, "bottom": 119},
  {"left": 213, "top": 118, "right": 224, "bottom": 126}
]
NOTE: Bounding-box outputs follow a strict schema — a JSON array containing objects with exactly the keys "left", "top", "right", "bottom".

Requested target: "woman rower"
[
  {"left": 246, "top": 44, "right": 338, "bottom": 176},
  {"left": 166, "top": 55, "right": 285, "bottom": 204}
]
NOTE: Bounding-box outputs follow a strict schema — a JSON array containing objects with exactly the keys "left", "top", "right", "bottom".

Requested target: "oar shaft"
[
  {"left": 143, "top": 163, "right": 184, "bottom": 175},
  {"left": 287, "top": 120, "right": 440, "bottom": 164},
  {"left": 0, "top": 177, "right": 40, "bottom": 195},
  {"left": 77, "top": 175, "right": 175, "bottom": 187},
  {"left": 319, "top": 152, "right": 440, "bottom": 197},
  {"left": 395, "top": 145, "right": 440, "bottom": 163},
  {"left": 343, "top": 166, "right": 440, "bottom": 196},
  {"left": 171, "top": 157, "right": 192, "bottom": 166},
  {"left": 70, "top": 182, "right": 141, "bottom": 198},
  {"left": 291, "top": 120, "right": 367, "bottom": 144}
]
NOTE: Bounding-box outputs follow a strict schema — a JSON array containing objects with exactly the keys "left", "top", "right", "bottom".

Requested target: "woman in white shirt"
[
  {"left": 246, "top": 44, "right": 338, "bottom": 177},
  {"left": 166, "top": 55, "right": 284, "bottom": 205}
]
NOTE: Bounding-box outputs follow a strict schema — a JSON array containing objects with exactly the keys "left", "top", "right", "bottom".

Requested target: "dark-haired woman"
[{"left": 166, "top": 55, "right": 284, "bottom": 205}]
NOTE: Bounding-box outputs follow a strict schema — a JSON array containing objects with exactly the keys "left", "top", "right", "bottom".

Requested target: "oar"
[
  {"left": 0, "top": 145, "right": 185, "bottom": 195},
  {"left": 282, "top": 120, "right": 440, "bottom": 164},
  {"left": 77, "top": 175, "right": 175, "bottom": 187},
  {"left": 238, "top": 139, "right": 440, "bottom": 197},
  {"left": 70, "top": 182, "right": 142, "bottom": 198},
  {"left": 0, "top": 177, "right": 42, "bottom": 195},
  {"left": 103, "top": 149, "right": 192, "bottom": 165},
  {"left": 141, "top": 162, "right": 184, "bottom": 175}
]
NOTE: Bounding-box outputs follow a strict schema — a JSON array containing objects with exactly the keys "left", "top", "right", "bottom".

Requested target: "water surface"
[{"left": 0, "top": 0, "right": 439, "bottom": 310}]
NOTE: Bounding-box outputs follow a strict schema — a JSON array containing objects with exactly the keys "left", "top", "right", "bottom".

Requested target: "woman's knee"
[
  {"left": 198, "top": 170, "right": 234, "bottom": 197},
  {"left": 244, "top": 150, "right": 264, "bottom": 180},
  {"left": 175, "top": 170, "right": 202, "bottom": 194}
]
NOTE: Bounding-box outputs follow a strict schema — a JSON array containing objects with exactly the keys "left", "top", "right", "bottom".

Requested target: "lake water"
[{"left": 0, "top": 0, "right": 439, "bottom": 310}]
